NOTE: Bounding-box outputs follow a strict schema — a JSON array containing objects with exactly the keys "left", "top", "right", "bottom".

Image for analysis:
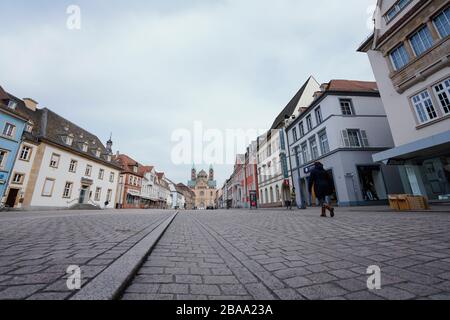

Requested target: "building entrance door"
[
  {"left": 79, "top": 186, "right": 89, "bottom": 204},
  {"left": 5, "top": 188, "right": 19, "bottom": 207}
]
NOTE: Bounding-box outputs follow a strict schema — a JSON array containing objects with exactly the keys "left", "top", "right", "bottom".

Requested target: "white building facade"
[
  {"left": 286, "top": 80, "right": 404, "bottom": 207},
  {"left": 257, "top": 76, "right": 320, "bottom": 207},
  {"left": 358, "top": 0, "right": 450, "bottom": 201},
  {"left": 7, "top": 103, "right": 120, "bottom": 210}
]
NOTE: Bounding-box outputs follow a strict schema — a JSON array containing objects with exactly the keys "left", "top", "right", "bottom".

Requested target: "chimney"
[{"left": 23, "top": 98, "right": 38, "bottom": 111}]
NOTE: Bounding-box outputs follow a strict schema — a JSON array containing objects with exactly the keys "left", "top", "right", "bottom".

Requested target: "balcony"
[{"left": 390, "top": 37, "right": 450, "bottom": 93}]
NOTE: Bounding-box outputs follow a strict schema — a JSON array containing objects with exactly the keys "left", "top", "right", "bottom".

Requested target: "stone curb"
[{"left": 70, "top": 211, "right": 178, "bottom": 300}]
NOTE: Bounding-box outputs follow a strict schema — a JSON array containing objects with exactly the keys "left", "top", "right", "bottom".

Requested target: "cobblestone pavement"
[
  {"left": 122, "top": 208, "right": 450, "bottom": 300},
  {"left": 0, "top": 210, "right": 174, "bottom": 300}
]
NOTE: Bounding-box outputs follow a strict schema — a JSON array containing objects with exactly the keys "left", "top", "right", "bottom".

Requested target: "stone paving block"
[
  {"left": 274, "top": 267, "right": 311, "bottom": 279},
  {"left": 264, "top": 263, "right": 287, "bottom": 272},
  {"left": 306, "top": 272, "right": 338, "bottom": 284},
  {"left": 176, "top": 294, "right": 208, "bottom": 300},
  {"left": 3, "top": 273, "right": 62, "bottom": 286},
  {"left": 160, "top": 284, "right": 189, "bottom": 294},
  {"left": 284, "top": 276, "right": 313, "bottom": 288},
  {"left": 175, "top": 275, "right": 203, "bottom": 284},
  {"left": 244, "top": 283, "right": 276, "bottom": 300},
  {"left": 344, "top": 290, "right": 384, "bottom": 300},
  {"left": 373, "top": 286, "right": 416, "bottom": 300},
  {"left": 0, "top": 284, "right": 46, "bottom": 299},
  {"left": 393, "top": 282, "right": 441, "bottom": 297},
  {"left": 220, "top": 284, "right": 248, "bottom": 296},
  {"left": 204, "top": 276, "right": 239, "bottom": 285},
  {"left": 133, "top": 274, "right": 173, "bottom": 284},
  {"left": 126, "top": 283, "right": 160, "bottom": 294},
  {"left": 190, "top": 284, "right": 221, "bottom": 296},
  {"left": 328, "top": 269, "right": 360, "bottom": 279},
  {"left": 428, "top": 293, "right": 450, "bottom": 300},
  {"left": 26, "top": 292, "right": 72, "bottom": 300},
  {"left": 139, "top": 267, "right": 165, "bottom": 275},
  {"left": 122, "top": 293, "right": 174, "bottom": 300},
  {"left": 297, "top": 283, "right": 348, "bottom": 300},
  {"left": 274, "top": 288, "right": 306, "bottom": 300}
]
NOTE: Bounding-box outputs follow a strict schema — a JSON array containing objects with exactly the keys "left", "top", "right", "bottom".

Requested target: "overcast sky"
[{"left": 0, "top": 0, "right": 377, "bottom": 186}]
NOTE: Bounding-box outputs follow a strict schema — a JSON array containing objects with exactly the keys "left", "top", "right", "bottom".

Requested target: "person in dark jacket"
[{"left": 308, "top": 162, "right": 335, "bottom": 217}]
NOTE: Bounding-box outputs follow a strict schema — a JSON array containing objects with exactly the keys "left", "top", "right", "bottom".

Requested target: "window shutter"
[
  {"left": 360, "top": 130, "right": 369, "bottom": 147},
  {"left": 341, "top": 130, "right": 350, "bottom": 147}
]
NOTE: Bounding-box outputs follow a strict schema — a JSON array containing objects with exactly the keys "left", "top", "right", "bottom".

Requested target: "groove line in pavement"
[
  {"left": 192, "top": 216, "right": 283, "bottom": 300},
  {"left": 70, "top": 212, "right": 178, "bottom": 300}
]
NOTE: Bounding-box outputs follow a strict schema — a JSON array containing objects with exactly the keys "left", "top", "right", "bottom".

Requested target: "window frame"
[
  {"left": 85, "top": 164, "right": 93, "bottom": 177},
  {"left": 69, "top": 159, "right": 78, "bottom": 173},
  {"left": 432, "top": 77, "right": 450, "bottom": 115},
  {"left": 292, "top": 127, "right": 298, "bottom": 142},
  {"left": 98, "top": 168, "right": 105, "bottom": 180},
  {"left": 409, "top": 25, "right": 434, "bottom": 57},
  {"left": 41, "top": 178, "right": 55, "bottom": 197},
  {"left": 2, "top": 122, "right": 16, "bottom": 138},
  {"left": 11, "top": 172, "right": 25, "bottom": 185},
  {"left": 94, "top": 187, "right": 102, "bottom": 201},
  {"left": 0, "top": 150, "right": 8, "bottom": 169},
  {"left": 340, "top": 99, "right": 355, "bottom": 116},
  {"left": 315, "top": 106, "right": 323, "bottom": 124},
  {"left": 19, "top": 145, "right": 33, "bottom": 161},
  {"left": 49, "top": 153, "right": 61, "bottom": 168},
  {"left": 62, "top": 182, "right": 74, "bottom": 198},
  {"left": 432, "top": 7, "right": 450, "bottom": 39},
  {"left": 306, "top": 115, "right": 313, "bottom": 131},
  {"left": 318, "top": 130, "right": 330, "bottom": 155},
  {"left": 347, "top": 129, "right": 362, "bottom": 148},
  {"left": 411, "top": 89, "right": 438, "bottom": 124},
  {"left": 299, "top": 121, "right": 305, "bottom": 137}
]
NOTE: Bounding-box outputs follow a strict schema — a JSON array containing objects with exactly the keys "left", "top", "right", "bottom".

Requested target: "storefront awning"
[
  {"left": 127, "top": 190, "right": 141, "bottom": 197},
  {"left": 373, "top": 131, "right": 450, "bottom": 165}
]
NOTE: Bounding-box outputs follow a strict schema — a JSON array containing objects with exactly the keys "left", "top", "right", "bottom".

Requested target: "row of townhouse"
[
  {"left": 222, "top": 0, "right": 449, "bottom": 208},
  {"left": 0, "top": 85, "right": 184, "bottom": 210},
  {"left": 223, "top": 77, "right": 405, "bottom": 208}
]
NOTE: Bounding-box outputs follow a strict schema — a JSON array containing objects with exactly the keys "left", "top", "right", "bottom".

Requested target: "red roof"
[
  {"left": 115, "top": 154, "right": 143, "bottom": 175},
  {"left": 323, "top": 80, "right": 378, "bottom": 92},
  {"left": 138, "top": 165, "right": 154, "bottom": 176}
]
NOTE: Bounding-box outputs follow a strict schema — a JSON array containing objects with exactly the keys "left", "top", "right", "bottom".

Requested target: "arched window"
[
  {"left": 276, "top": 185, "right": 280, "bottom": 202},
  {"left": 265, "top": 189, "right": 268, "bottom": 204},
  {"left": 260, "top": 190, "right": 264, "bottom": 203},
  {"left": 270, "top": 187, "right": 274, "bottom": 203}
]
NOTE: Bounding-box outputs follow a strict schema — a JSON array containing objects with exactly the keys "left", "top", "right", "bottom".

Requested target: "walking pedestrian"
[
  {"left": 290, "top": 188, "right": 296, "bottom": 210},
  {"left": 308, "top": 162, "right": 335, "bottom": 217}
]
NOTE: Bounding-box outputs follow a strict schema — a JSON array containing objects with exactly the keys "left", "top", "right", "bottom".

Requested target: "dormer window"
[
  {"left": 95, "top": 149, "right": 101, "bottom": 157},
  {"left": 81, "top": 143, "right": 88, "bottom": 152},
  {"left": 7, "top": 100, "right": 17, "bottom": 110},
  {"left": 25, "top": 122, "right": 33, "bottom": 133},
  {"left": 63, "top": 135, "right": 74, "bottom": 146},
  {"left": 133, "top": 166, "right": 138, "bottom": 173},
  {"left": 107, "top": 154, "right": 112, "bottom": 162}
]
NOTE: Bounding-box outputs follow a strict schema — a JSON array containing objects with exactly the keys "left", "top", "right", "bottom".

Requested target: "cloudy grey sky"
[{"left": 0, "top": 0, "right": 377, "bottom": 186}]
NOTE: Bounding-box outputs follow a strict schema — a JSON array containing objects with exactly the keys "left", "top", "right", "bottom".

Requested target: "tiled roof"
[
  {"left": 323, "top": 80, "right": 378, "bottom": 92},
  {"left": 115, "top": 154, "right": 143, "bottom": 175},
  {"left": 0, "top": 86, "right": 9, "bottom": 100},
  {"left": 1, "top": 86, "right": 121, "bottom": 169},
  {"left": 138, "top": 165, "right": 154, "bottom": 176}
]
